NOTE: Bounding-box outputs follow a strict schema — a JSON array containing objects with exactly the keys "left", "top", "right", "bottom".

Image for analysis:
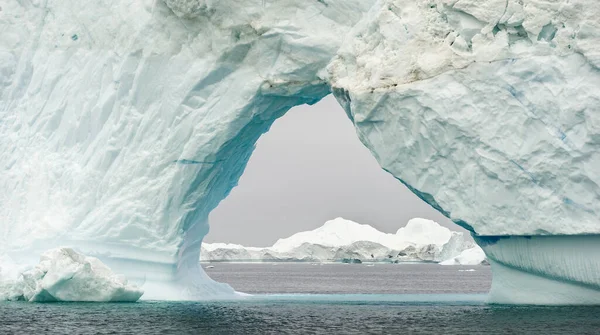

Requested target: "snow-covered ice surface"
[
  {"left": 437, "top": 231, "right": 477, "bottom": 263},
  {"left": 439, "top": 247, "right": 487, "bottom": 266},
  {"left": 272, "top": 217, "right": 450, "bottom": 252},
  {"left": 201, "top": 217, "right": 477, "bottom": 263},
  {"left": 0, "top": 248, "right": 143, "bottom": 302},
  {"left": 2, "top": 0, "right": 600, "bottom": 303}
]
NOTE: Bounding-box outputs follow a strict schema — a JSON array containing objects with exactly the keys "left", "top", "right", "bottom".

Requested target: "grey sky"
[{"left": 206, "top": 95, "right": 467, "bottom": 247}]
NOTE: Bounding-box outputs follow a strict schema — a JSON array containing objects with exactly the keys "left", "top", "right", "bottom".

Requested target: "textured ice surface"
[
  {"left": 329, "top": 1, "right": 600, "bottom": 236},
  {"left": 2, "top": 0, "right": 600, "bottom": 302},
  {"left": 0, "top": 0, "right": 373, "bottom": 299},
  {"left": 437, "top": 231, "right": 477, "bottom": 263},
  {"left": 201, "top": 217, "right": 475, "bottom": 263},
  {"left": 479, "top": 235, "right": 600, "bottom": 304},
  {"left": 487, "top": 258, "right": 600, "bottom": 305},
  {"left": 439, "top": 246, "right": 486, "bottom": 266},
  {"left": 0, "top": 248, "right": 143, "bottom": 302}
]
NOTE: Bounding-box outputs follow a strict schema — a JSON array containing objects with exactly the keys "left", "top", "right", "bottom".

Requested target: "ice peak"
[
  {"left": 272, "top": 217, "right": 391, "bottom": 251},
  {"left": 319, "top": 217, "right": 378, "bottom": 232},
  {"left": 271, "top": 217, "right": 453, "bottom": 252}
]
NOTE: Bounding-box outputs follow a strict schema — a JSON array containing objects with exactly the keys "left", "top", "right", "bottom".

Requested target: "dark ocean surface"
[{"left": 1, "top": 264, "right": 599, "bottom": 334}]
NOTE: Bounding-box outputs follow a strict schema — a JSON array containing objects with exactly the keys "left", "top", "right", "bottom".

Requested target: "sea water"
[
  {"left": 204, "top": 263, "right": 491, "bottom": 294},
  {"left": 1, "top": 264, "right": 599, "bottom": 334}
]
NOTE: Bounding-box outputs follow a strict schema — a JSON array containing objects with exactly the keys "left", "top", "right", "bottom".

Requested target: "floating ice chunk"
[{"left": 0, "top": 248, "right": 143, "bottom": 302}]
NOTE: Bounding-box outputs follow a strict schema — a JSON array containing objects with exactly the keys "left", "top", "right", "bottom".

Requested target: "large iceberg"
[
  {"left": 201, "top": 217, "right": 480, "bottom": 263},
  {"left": 2, "top": 0, "right": 600, "bottom": 303}
]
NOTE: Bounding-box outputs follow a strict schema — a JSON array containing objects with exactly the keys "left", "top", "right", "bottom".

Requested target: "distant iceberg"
[
  {"left": 0, "top": 248, "right": 143, "bottom": 302},
  {"left": 201, "top": 217, "right": 486, "bottom": 265}
]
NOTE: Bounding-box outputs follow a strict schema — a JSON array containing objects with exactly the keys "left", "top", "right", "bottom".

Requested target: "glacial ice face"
[
  {"left": 0, "top": 248, "right": 143, "bottom": 302},
  {"left": 2, "top": 0, "right": 600, "bottom": 302},
  {"left": 478, "top": 235, "right": 600, "bottom": 305}
]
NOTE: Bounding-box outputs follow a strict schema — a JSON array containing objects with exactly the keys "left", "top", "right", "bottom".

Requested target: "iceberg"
[
  {"left": 201, "top": 217, "right": 479, "bottom": 264},
  {"left": 2, "top": 0, "right": 600, "bottom": 303},
  {"left": 0, "top": 248, "right": 143, "bottom": 302}
]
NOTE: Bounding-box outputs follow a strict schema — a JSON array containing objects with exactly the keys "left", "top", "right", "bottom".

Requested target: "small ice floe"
[
  {"left": 458, "top": 269, "right": 476, "bottom": 272},
  {"left": 205, "top": 265, "right": 215, "bottom": 269},
  {"left": 0, "top": 247, "right": 143, "bottom": 302}
]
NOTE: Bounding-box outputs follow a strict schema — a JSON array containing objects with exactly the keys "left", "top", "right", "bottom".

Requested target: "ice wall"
[
  {"left": 478, "top": 235, "right": 600, "bottom": 305},
  {"left": 329, "top": 0, "right": 600, "bottom": 236},
  {"left": 2, "top": 0, "right": 600, "bottom": 302}
]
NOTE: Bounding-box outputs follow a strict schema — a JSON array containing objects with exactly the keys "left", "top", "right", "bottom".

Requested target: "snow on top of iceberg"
[
  {"left": 0, "top": 248, "right": 143, "bottom": 302},
  {"left": 271, "top": 217, "right": 398, "bottom": 251},
  {"left": 271, "top": 217, "right": 452, "bottom": 252},
  {"left": 395, "top": 218, "right": 452, "bottom": 246}
]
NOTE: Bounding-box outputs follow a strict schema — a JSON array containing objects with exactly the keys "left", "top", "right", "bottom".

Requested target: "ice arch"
[
  {"left": 2, "top": 0, "right": 600, "bottom": 303},
  {"left": 206, "top": 96, "right": 459, "bottom": 246}
]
